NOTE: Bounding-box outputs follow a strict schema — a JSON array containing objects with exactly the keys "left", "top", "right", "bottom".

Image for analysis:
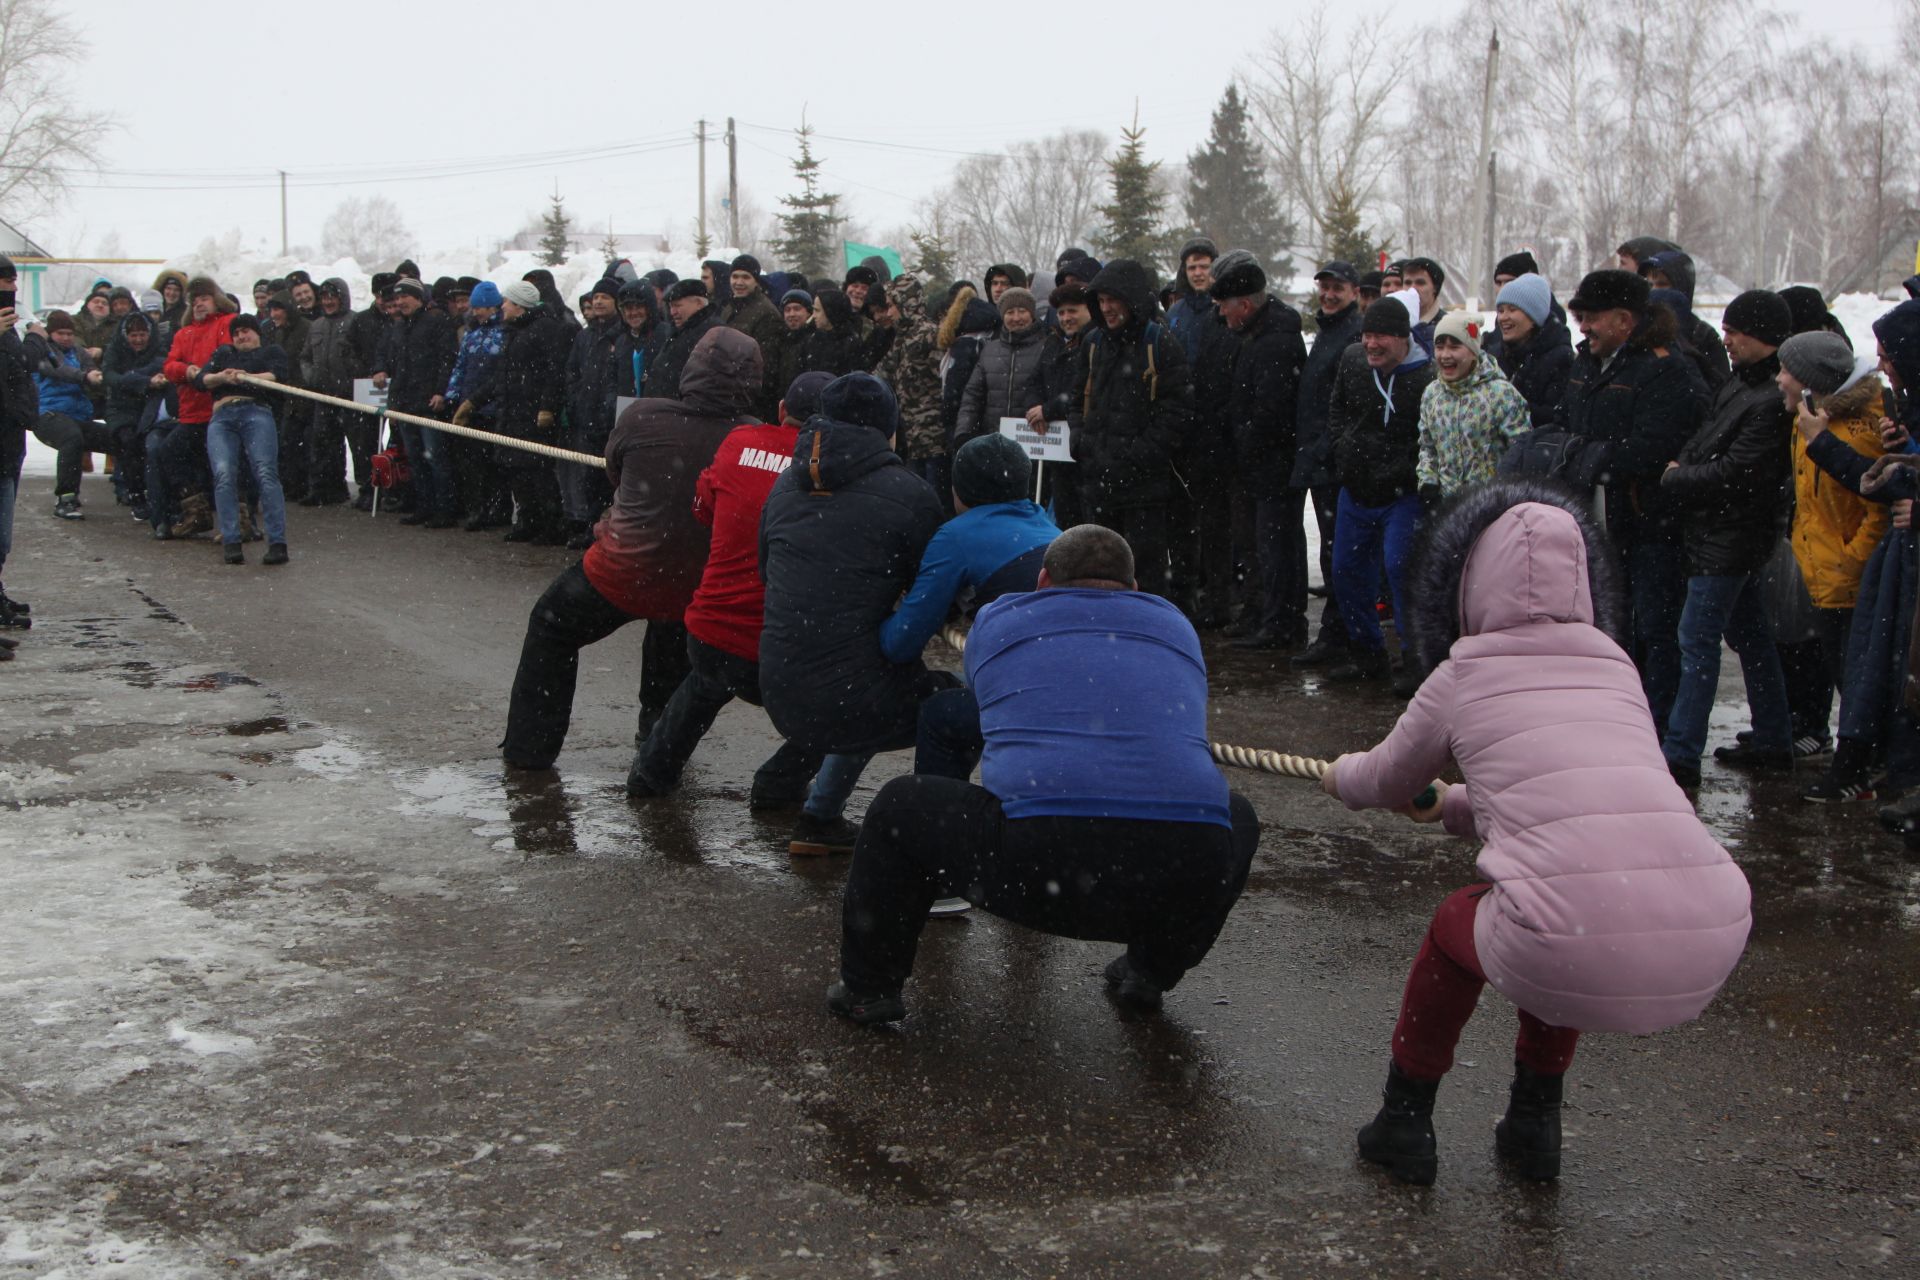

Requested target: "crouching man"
[{"left": 827, "top": 523, "right": 1262, "bottom": 1025}]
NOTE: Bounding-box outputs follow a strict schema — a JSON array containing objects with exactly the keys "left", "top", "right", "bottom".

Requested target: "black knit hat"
[
  {"left": 432, "top": 275, "right": 457, "bottom": 300},
  {"left": 390, "top": 278, "right": 428, "bottom": 303},
  {"left": 1778, "top": 285, "right": 1835, "bottom": 337},
  {"left": 782, "top": 370, "right": 835, "bottom": 422},
  {"left": 644, "top": 268, "right": 678, "bottom": 291},
  {"left": 1401, "top": 256, "right": 1447, "bottom": 290},
  {"left": 729, "top": 254, "right": 762, "bottom": 279},
  {"left": 951, "top": 433, "right": 1034, "bottom": 507},
  {"left": 228, "top": 313, "right": 262, "bottom": 336},
  {"left": 588, "top": 277, "right": 622, "bottom": 301},
  {"left": 1178, "top": 237, "right": 1218, "bottom": 266},
  {"left": 1207, "top": 249, "right": 1266, "bottom": 301},
  {"left": 1361, "top": 295, "right": 1412, "bottom": 338},
  {"left": 1568, "top": 269, "right": 1650, "bottom": 316},
  {"left": 1722, "top": 289, "right": 1792, "bottom": 347},
  {"left": 1494, "top": 251, "right": 1539, "bottom": 280},
  {"left": 664, "top": 279, "right": 708, "bottom": 304}
]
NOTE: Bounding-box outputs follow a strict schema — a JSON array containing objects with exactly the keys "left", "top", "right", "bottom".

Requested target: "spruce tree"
[
  {"left": 908, "top": 225, "right": 957, "bottom": 290},
  {"left": 599, "top": 225, "right": 621, "bottom": 264},
  {"left": 1095, "top": 112, "right": 1169, "bottom": 276},
  {"left": 539, "top": 192, "right": 572, "bottom": 267},
  {"left": 1183, "top": 84, "right": 1294, "bottom": 279},
  {"left": 1321, "top": 179, "right": 1383, "bottom": 270},
  {"left": 772, "top": 124, "right": 843, "bottom": 278}
]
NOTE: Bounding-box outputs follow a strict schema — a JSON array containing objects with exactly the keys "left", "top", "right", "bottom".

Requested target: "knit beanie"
[
  {"left": 729, "top": 254, "right": 762, "bottom": 279},
  {"left": 1722, "top": 290, "right": 1792, "bottom": 348},
  {"left": 819, "top": 372, "right": 898, "bottom": 434},
  {"left": 1362, "top": 290, "right": 1416, "bottom": 338},
  {"left": 1778, "top": 332, "right": 1856, "bottom": 396},
  {"left": 391, "top": 278, "right": 428, "bottom": 303},
  {"left": 1494, "top": 251, "right": 1540, "bottom": 280},
  {"left": 44, "top": 309, "right": 74, "bottom": 333},
  {"left": 997, "top": 286, "right": 1038, "bottom": 317},
  {"left": 951, "top": 432, "right": 1034, "bottom": 507},
  {"left": 468, "top": 280, "right": 503, "bottom": 309},
  {"left": 1495, "top": 273, "right": 1553, "bottom": 327},
  {"left": 500, "top": 280, "right": 543, "bottom": 309},
  {"left": 1207, "top": 249, "right": 1267, "bottom": 300},
  {"left": 138, "top": 289, "right": 163, "bottom": 313},
  {"left": 1432, "top": 311, "right": 1484, "bottom": 359},
  {"left": 780, "top": 288, "right": 814, "bottom": 311},
  {"left": 1778, "top": 285, "right": 1834, "bottom": 337},
  {"left": 588, "top": 277, "right": 622, "bottom": 301},
  {"left": 228, "top": 313, "right": 261, "bottom": 336},
  {"left": 782, "top": 370, "right": 835, "bottom": 422}
]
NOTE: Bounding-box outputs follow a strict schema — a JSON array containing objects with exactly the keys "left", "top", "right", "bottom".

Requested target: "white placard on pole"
[
  {"left": 352, "top": 378, "right": 389, "bottom": 410},
  {"left": 615, "top": 396, "right": 638, "bottom": 423},
  {"left": 998, "top": 417, "right": 1072, "bottom": 463}
]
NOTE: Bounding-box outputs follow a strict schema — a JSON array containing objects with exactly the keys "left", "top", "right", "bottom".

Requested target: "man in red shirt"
[
  {"left": 626, "top": 371, "right": 836, "bottom": 805},
  {"left": 500, "top": 327, "right": 761, "bottom": 771}
]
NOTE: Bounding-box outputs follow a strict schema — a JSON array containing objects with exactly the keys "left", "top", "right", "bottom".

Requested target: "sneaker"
[
  {"left": 53, "top": 495, "right": 83, "bottom": 520},
  {"left": 788, "top": 814, "right": 860, "bottom": 856},
  {"left": 1102, "top": 953, "right": 1164, "bottom": 1011},
  {"left": 1711, "top": 742, "right": 1794, "bottom": 769},
  {"left": 131, "top": 504, "right": 150, "bottom": 522},
  {"left": 261, "top": 543, "right": 289, "bottom": 566},
  {"left": 1737, "top": 729, "right": 1834, "bottom": 760},
  {"left": 928, "top": 897, "right": 972, "bottom": 918},
  {"left": 1801, "top": 775, "right": 1875, "bottom": 803},
  {"left": 826, "top": 980, "right": 905, "bottom": 1025}
]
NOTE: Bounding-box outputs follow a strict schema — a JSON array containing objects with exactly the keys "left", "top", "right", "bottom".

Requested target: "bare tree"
[
  {"left": 710, "top": 184, "right": 775, "bottom": 260},
  {"left": 934, "top": 130, "right": 1109, "bottom": 276},
  {"left": 1242, "top": 12, "right": 1411, "bottom": 251},
  {"left": 320, "top": 196, "right": 415, "bottom": 267},
  {"left": 0, "top": 0, "right": 114, "bottom": 224}
]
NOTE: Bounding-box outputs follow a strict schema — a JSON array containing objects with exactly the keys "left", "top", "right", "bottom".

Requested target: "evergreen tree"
[
  {"left": 599, "top": 225, "right": 622, "bottom": 264},
  {"left": 772, "top": 123, "right": 843, "bottom": 278},
  {"left": 1183, "top": 84, "right": 1295, "bottom": 280},
  {"left": 539, "top": 192, "right": 572, "bottom": 267},
  {"left": 908, "top": 225, "right": 958, "bottom": 290},
  {"left": 1321, "top": 178, "right": 1383, "bottom": 271},
  {"left": 1095, "top": 112, "right": 1169, "bottom": 276}
]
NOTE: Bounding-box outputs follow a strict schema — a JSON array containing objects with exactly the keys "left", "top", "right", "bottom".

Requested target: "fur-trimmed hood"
[
  {"left": 1402, "top": 477, "right": 1627, "bottom": 674},
  {"left": 1818, "top": 370, "right": 1884, "bottom": 424}
]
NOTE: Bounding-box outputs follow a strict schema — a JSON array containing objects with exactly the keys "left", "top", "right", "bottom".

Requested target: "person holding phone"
[{"left": 0, "top": 254, "right": 35, "bottom": 628}]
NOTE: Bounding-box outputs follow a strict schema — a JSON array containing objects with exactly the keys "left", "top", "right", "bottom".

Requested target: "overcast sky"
[{"left": 37, "top": 0, "right": 1908, "bottom": 264}]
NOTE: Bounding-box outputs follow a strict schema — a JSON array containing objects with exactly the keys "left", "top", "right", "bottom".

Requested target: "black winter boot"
[
  {"left": 1357, "top": 1061, "right": 1439, "bottom": 1185},
  {"left": 1495, "top": 1059, "right": 1565, "bottom": 1181}
]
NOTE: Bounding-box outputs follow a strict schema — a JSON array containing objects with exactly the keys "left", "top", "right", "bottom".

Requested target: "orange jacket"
[{"left": 1791, "top": 376, "right": 1891, "bottom": 609}]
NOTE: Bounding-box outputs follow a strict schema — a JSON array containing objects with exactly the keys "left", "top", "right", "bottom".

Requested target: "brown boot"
[{"left": 169, "top": 493, "right": 213, "bottom": 538}]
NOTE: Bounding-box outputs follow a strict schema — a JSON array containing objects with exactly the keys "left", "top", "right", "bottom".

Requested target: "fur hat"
[
  {"left": 370, "top": 271, "right": 398, "bottom": 298},
  {"left": 819, "top": 372, "right": 899, "bottom": 434},
  {"left": 782, "top": 370, "right": 835, "bottom": 423},
  {"left": 844, "top": 265, "right": 878, "bottom": 288},
  {"left": 1048, "top": 282, "right": 1091, "bottom": 310},
  {"left": 1568, "top": 269, "right": 1649, "bottom": 316},
  {"left": 1432, "top": 310, "right": 1484, "bottom": 358},
  {"left": 664, "top": 279, "right": 708, "bottom": 304},
  {"left": 187, "top": 275, "right": 223, "bottom": 299},
  {"left": 1495, "top": 273, "right": 1553, "bottom": 327},
  {"left": 500, "top": 280, "right": 542, "bottom": 309},
  {"left": 1722, "top": 290, "right": 1792, "bottom": 347},
  {"left": 951, "top": 433, "right": 1034, "bottom": 507},
  {"left": 468, "top": 281, "right": 503, "bottom": 309},
  {"left": 1208, "top": 250, "right": 1266, "bottom": 300},
  {"left": 1778, "top": 332, "right": 1856, "bottom": 396},
  {"left": 997, "top": 286, "right": 1038, "bottom": 317}
]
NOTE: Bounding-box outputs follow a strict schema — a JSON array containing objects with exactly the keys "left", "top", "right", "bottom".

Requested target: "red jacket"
[
  {"left": 683, "top": 422, "right": 799, "bottom": 660},
  {"left": 164, "top": 311, "right": 236, "bottom": 425}
]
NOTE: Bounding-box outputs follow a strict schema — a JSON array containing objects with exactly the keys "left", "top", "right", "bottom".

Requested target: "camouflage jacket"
[{"left": 876, "top": 273, "right": 945, "bottom": 459}]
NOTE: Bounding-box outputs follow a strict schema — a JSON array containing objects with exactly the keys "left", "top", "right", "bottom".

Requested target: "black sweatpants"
[
  {"left": 839, "top": 774, "right": 1259, "bottom": 994},
  {"left": 501, "top": 562, "right": 690, "bottom": 769},
  {"left": 1087, "top": 493, "right": 1172, "bottom": 600},
  {"left": 32, "top": 413, "right": 117, "bottom": 498}
]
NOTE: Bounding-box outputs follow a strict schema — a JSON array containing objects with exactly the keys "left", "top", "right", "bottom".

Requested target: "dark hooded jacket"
[
  {"left": 0, "top": 323, "right": 36, "bottom": 471},
  {"left": 152, "top": 269, "right": 191, "bottom": 332},
  {"left": 580, "top": 327, "right": 761, "bottom": 619},
  {"left": 954, "top": 321, "right": 1049, "bottom": 448},
  {"left": 101, "top": 313, "right": 170, "bottom": 433},
  {"left": 265, "top": 292, "right": 310, "bottom": 387},
  {"left": 1662, "top": 351, "right": 1792, "bottom": 577},
  {"left": 1021, "top": 325, "right": 1088, "bottom": 426},
  {"left": 767, "top": 317, "right": 813, "bottom": 413},
  {"left": 303, "top": 279, "right": 369, "bottom": 396},
  {"left": 1183, "top": 295, "right": 1247, "bottom": 477},
  {"left": 1291, "top": 301, "right": 1365, "bottom": 489},
  {"left": 373, "top": 305, "right": 458, "bottom": 416},
  {"left": 565, "top": 314, "right": 625, "bottom": 454},
  {"left": 1494, "top": 312, "right": 1576, "bottom": 427},
  {"left": 1221, "top": 295, "right": 1308, "bottom": 496},
  {"left": 473, "top": 305, "right": 571, "bottom": 455},
  {"left": 1553, "top": 304, "right": 1709, "bottom": 546},
  {"left": 612, "top": 285, "right": 671, "bottom": 402},
  {"left": 645, "top": 301, "right": 723, "bottom": 400},
  {"left": 757, "top": 411, "right": 945, "bottom": 754},
  {"left": 1069, "top": 259, "right": 1195, "bottom": 507},
  {"left": 1640, "top": 250, "right": 1729, "bottom": 390},
  {"left": 802, "top": 290, "right": 866, "bottom": 378},
  {"left": 1327, "top": 342, "right": 1434, "bottom": 506},
  {"left": 522, "top": 270, "right": 580, "bottom": 331},
  {"left": 199, "top": 338, "right": 290, "bottom": 405}
]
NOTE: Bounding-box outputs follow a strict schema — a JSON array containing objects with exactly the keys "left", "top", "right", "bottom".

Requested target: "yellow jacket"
[{"left": 1791, "top": 376, "right": 1891, "bottom": 609}]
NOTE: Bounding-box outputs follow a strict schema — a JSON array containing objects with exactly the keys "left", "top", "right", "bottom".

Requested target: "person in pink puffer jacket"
[{"left": 1322, "top": 478, "right": 1752, "bottom": 1186}]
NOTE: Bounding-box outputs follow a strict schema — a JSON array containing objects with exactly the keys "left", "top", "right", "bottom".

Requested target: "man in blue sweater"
[{"left": 829, "top": 523, "right": 1261, "bottom": 1025}]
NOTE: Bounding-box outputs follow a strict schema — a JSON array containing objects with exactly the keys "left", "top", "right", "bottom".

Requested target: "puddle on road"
[{"left": 173, "top": 671, "right": 260, "bottom": 693}]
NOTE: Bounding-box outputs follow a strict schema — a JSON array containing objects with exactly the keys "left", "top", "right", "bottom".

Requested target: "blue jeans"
[
  {"left": 1661, "top": 572, "right": 1791, "bottom": 768},
  {"left": 1330, "top": 489, "right": 1421, "bottom": 654},
  {"left": 396, "top": 421, "right": 454, "bottom": 517},
  {"left": 206, "top": 401, "right": 287, "bottom": 545},
  {"left": 0, "top": 449, "right": 20, "bottom": 577}
]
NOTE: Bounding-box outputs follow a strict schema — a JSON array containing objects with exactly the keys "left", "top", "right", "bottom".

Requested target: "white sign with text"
[{"left": 997, "top": 417, "right": 1072, "bottom": 463}]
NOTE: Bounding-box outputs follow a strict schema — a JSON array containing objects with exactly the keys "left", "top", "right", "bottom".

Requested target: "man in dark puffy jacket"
[
  {"left": 1207, "top": 251, "right": 1306, "bottom": 648},
  {"left": 309, "top": 278, "right": 379, "bottom": 506},
  {"left": 758, "top": 373, "right": 950, "bottom": 855},
  {"left": 264, "top": 291, "right": 313, "bottom": 502},
  {"left": 1556, "top": 268, "right": 1709, "bottom": 734},
  {"left": 562, "top": 278, "right": 625, "bottom": 546},
  {"left": 471, "top": 280, "right": 571, "bottom": 544},
  {"left": 645, "top": 280, "right": 723, "bottom": 400},
  {"left": 1325, "top": 291, "right": 1433, "bottom": 683},
  {"left": 1286, "top": 263, "right": 1364, "bottom": 666},
  {"left": 1656, "top": 290, "right": 1796, "bottom": 789},
  {"left": 723, "top": 254, "right": 781, "bottom": 412},
  {"left": 503, "top": 327, "right": 762, "bottom": 773},
  {"left": 1069, "top": 259, "right": 1194, "bottom": 598},
  {"left": 101, "top": 312, "right": 169, "bottom": 518},
  {"left": 1, "top": 255, "right": 36, "bottom": 627}
]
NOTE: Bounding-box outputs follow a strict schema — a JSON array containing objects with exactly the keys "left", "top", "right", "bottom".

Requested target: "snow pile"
[{"left": 1830, "top": 291, "right": 1899, "bottom": 358}]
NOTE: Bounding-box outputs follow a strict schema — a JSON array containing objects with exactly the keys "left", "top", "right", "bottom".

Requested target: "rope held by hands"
[{"left": 230, "top": 374, "right": 605, "bottom": 468}]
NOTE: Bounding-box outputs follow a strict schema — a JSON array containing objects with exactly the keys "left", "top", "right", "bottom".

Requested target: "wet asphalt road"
[{"left": 1, "top": 475, "right": 1914, "bottom": 1278}]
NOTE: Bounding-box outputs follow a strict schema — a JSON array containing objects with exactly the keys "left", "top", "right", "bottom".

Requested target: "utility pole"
[
  {"left": 726, "top": 117, "right": 739, "bottom": 251},
  {"left": 278, "top": 170, "right": 288, "bottom": 257},
  {"left": 696, "top": 119, "right": 709, "bottom": 255},
  {"left": 1466, "top": 30, "right": 1500, "bottom": 307},
  {"left": 1483, "top": 153, "right": 1498, "bottom": 306}
]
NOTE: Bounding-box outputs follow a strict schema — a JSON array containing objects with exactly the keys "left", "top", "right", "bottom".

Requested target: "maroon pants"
[{"left": 1392, "top": 884, "right": 1582, "bottom": 1081}]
